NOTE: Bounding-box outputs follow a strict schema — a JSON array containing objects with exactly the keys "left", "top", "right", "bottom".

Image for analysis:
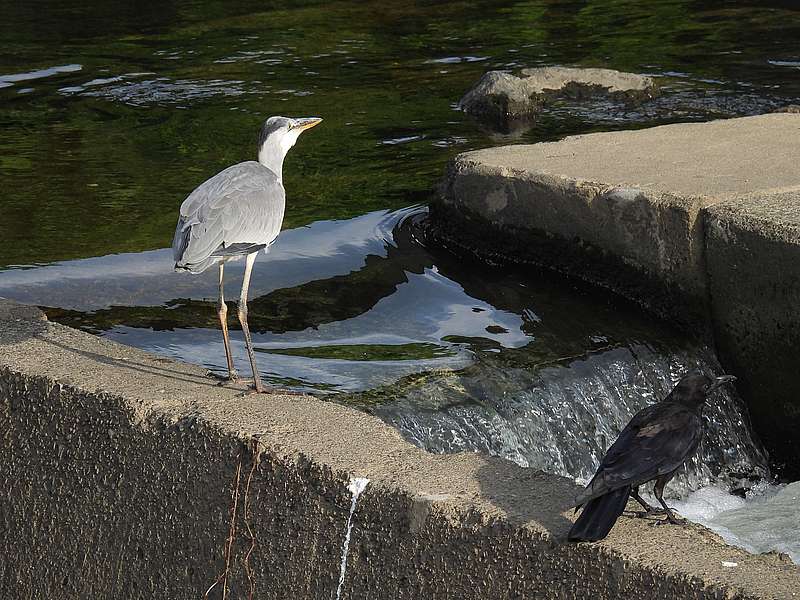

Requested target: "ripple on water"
[
  {"left": 59, "top": 76, "right": 255, "bottom": 106},
  {"left": 424, "top": 56, "right": 490, "bottom": 64},
  {"left": 0, "top": 64, "right": 82, "bottom": 89}
]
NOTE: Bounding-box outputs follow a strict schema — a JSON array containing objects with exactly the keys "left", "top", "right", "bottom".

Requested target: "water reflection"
[
  {"left": 0, "top": 206, "right": 671, "bottom": 391},
  {"left": 0, "top": 63, "right": 82, "bottom": 88}
]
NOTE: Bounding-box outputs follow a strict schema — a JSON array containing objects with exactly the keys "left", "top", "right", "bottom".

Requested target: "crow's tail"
[{"left": 568, "top": 485, "right": 631, "bottom": 542}]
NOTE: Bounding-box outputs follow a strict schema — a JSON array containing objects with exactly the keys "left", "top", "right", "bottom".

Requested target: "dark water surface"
[
  {"left": 2, "top": 1, "right": 799, "bottom": 487},
  {"left": 3, "top": 0, "right": 799, "bottom": 267}
]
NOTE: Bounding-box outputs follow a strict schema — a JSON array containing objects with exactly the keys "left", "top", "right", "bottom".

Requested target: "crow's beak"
[
  {"left": 291, "top": 117, "right": 323, "bottom": 131},
  {"left": 708, "top": 374, "right": 737, "bottom": 392}
]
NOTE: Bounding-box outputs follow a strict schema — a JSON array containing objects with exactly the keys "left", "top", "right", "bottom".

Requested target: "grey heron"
[{"left": 172, "top": 115, "right": 322, "bottom": 393}]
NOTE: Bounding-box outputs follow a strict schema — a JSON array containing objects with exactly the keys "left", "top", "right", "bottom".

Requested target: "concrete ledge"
[
  {"left": 434, "top": 114, "right": 800, "bottom": 320},
  {"left": 705, "top": 190, "right": 800, "bottom": 473},
  {"left": 434, "top": 160, "right": 710, "bottom": 324},
  {"left": 1, "top": 301, "right": 799, "bottom": 598},
  {"left": 431, "top": 115, "right": 800, "bottom": 470}
]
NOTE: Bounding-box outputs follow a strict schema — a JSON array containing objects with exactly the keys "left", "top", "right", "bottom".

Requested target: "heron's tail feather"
[
  {"left": 174, "top": 243, "right": 266, "bottom": 274},
  {"left": 568, "top": 485, "right": 630, "bottom": 542},
  {"left": 174, "top": 256, "right": 218, "bottom": 274},
  {"left": 211, "top": 243, "right": 266, "bottom": 257}
]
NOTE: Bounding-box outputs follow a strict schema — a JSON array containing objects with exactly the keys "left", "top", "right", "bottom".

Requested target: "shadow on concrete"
[
  {"left": 39, "top": 335, "right": 237, "bottom": 392},
  {"left": 475, "top": 457, "right": 579, "bottom": 541}
]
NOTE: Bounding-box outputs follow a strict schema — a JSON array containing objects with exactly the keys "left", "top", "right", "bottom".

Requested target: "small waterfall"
[
  {"left": 370, "top": 344, "right": 768, "bottom": 497},
  {"left": 334, "top": 477, "right": 369, "bottom": 600}
]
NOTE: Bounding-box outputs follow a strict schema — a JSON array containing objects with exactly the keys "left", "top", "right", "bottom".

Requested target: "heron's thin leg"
[
  {"left": 217, "top": 261, "right": 237, "bottom": 380},
  {"left": 653, "top": 477, "right": 682, "bottom": 525},
  {"left": 237, "top": 252, "right": 263, "bottom": 393}
]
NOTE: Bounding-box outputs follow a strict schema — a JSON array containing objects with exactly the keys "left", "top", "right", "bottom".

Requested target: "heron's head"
[
  {"left": 258, "top": 116, "right": 322, "bottom": 165},
  {"left": 672, "top": 371, "right": 737, "bottom": 408}
]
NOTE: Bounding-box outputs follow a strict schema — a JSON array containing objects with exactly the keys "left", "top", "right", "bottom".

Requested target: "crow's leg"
[
  {"left": 631, "top": 487, "right": 655, "bottom": 511},
  {"left": 631, "top": 486, "right": 664, "bottom": 517},
  {"left": 653, "top": 476, "right": 684, "bottom": 525}
]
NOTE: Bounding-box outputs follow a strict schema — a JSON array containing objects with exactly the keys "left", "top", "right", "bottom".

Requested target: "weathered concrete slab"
[
  {"left": 432, "top": 113, "right": 800, "bottom": 474},
  {"left": 434, "top": 113, "right": 800, "bottom": 323},
  {"left": 459, "top": 67, "right": 657, "bottom": 129},
  {"left": 705, "top": 190, "right": 800, "bottom": 475},
  {"left": 1, "top": 299, "right": 799, "bottom": 599}
]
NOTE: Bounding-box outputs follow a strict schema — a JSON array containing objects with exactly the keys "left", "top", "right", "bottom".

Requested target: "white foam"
[{"left": 662, "top": 481, "right": 800, "bottom": 564}]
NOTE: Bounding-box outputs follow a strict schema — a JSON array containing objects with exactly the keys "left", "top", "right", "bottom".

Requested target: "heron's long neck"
[{"left": 258, "top": 142, "right": 287, "bottom": 181}]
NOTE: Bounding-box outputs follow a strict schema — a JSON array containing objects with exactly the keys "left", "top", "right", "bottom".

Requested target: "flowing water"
[
  {"left": 658, "top": 481, "right": 800, "bottom": 564},
  {"left": 3, "top": 0, "right": 800, "bottom": 561}
]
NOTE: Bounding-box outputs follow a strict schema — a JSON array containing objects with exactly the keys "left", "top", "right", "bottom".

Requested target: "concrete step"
[{"left": 432, "top": 113, "right": 800, "bottom": 474}]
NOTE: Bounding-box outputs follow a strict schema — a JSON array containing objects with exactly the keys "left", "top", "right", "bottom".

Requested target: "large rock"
[
  {"left": 432, "top": 113, "right": 800, "bottom": 473},
  {"left": 459, "top": 67, "right": 658, "bottom": 129}
]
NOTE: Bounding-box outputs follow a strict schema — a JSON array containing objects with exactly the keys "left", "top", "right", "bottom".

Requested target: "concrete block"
[
  {"left": 434, "top": 114, "right": 800, "bottom": 326},
  {"left": 705, "top": 190, "right": 800, "bottom": 474},
  {"left": 1, "top": 300, "right": 799, "bottom": 598}
]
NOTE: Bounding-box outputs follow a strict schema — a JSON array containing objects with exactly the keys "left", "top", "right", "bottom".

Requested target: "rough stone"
[
  {"left": 1, "top": 298, "right": 799, "bottom": 598},
  {"left": 459, "top": 67, "right": 658, "bottom": 129},
  {"left": 431, "top": 113, "right": 800, "bottom": 474}
]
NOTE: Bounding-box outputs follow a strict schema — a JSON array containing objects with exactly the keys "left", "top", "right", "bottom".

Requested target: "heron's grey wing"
[
  {"left": 172, "top": 162, "right": 285, "bottom": 273},
  {"left": 572, "top": 404, "right": 701, "bottom": 506}
]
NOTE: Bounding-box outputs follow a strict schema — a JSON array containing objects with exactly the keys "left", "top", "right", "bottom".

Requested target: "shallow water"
[{"left": 2, "top": 0, "right": 800, "bottom": 554}]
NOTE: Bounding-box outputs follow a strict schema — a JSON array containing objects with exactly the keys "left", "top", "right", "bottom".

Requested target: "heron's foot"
[
  {"left": 634, "top": 507, "right": 666, "bottom": 518},
  {"left": 238, "top": 380, "right": 304, "bottom": 395},
  {"left": 207, "top": 369, "right": 239, "bottom": 383}
]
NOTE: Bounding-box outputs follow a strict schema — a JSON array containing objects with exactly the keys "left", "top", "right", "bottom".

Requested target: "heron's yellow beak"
[{"left": 292, "top": 117, "right": 323, "bottom": 131}]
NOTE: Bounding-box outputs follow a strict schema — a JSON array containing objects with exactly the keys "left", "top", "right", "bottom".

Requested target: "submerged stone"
[{"left": 458, "top": 66, "right": 658, "bottom": 130}]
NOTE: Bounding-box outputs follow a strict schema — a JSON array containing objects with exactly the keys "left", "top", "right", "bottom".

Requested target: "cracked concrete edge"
[{"left": 1, "top": 299, "right": 799, "bottom": 599}]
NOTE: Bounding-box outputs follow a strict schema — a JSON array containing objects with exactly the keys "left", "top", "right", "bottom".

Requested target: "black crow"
[{"left": 568, "top": 372, "right": 737, "bottom": 542}]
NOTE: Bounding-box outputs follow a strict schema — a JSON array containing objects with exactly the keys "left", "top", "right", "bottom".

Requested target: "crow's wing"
[{"left": 572, "top": 403, "right": 702, "bottom": 507}]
